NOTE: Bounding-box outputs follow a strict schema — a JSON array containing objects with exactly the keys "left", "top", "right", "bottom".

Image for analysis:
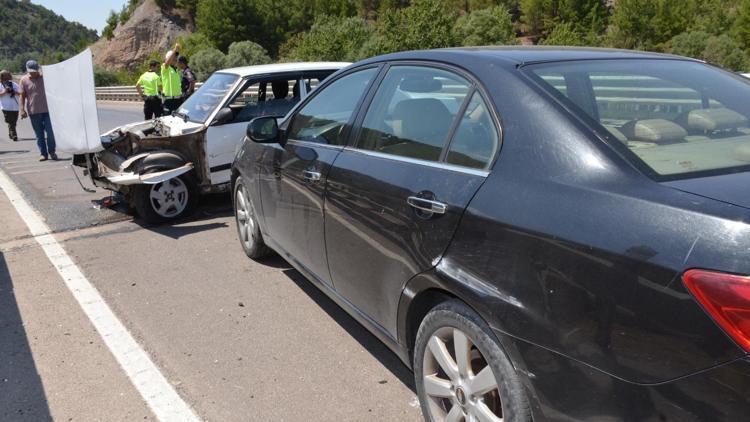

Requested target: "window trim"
[{"left": 347, "top": 60, "right": 502, "bottom": 171}]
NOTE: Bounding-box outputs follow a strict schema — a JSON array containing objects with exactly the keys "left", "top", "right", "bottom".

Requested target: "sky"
[{"left": 31, "top": 0, "right": 128, "bottom": 34}]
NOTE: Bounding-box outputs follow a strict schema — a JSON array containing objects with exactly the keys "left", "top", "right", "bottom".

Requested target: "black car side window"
[
  {"left": 356, "top": 66, "right": 471, "bottom": 162},
  {"left": 287, "top": 68, "right": 377, "bottom": 145},
  {"left": 446, "top": 92, "right": 499, "bottom": 170}
]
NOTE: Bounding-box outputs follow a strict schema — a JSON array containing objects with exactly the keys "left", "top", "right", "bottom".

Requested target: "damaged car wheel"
[
  {"left": 134, "top": 174, "right": 197, "bottom": 223},
  {"left": 234, "top": 177, "right": 271, "bottom": 259}
]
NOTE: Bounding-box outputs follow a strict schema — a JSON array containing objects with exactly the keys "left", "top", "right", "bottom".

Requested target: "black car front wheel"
[
  {"left": 133, "top": 174, "right": 197, "bottom": 224},
  {"left": 415, "top": 300, "right": 532, "bottom": 422},
  {"left": 234, "top": 176, "right": 271, "bottom": 259}
]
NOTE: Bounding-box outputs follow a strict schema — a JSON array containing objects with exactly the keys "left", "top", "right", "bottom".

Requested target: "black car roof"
[{"left": 357, "top": 46, "right": 697, "bottom": 68}]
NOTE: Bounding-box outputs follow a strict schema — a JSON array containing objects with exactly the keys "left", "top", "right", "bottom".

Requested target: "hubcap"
[
  {"left": 149, "top": 178, "right": 188, "bottom": 218},
  {"left": 235, "top": 185, "right": 255, "bottom": 249},
  {"left": 423, "top": 327, "right": 503, "bottom": 422}
]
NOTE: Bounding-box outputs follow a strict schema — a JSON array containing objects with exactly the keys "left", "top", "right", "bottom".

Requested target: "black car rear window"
[{"left": 524, "top": 59, "right": 750, "bottom": 180}]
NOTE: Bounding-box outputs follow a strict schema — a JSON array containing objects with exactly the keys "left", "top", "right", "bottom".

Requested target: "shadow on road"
[
  {"left": 0, "top": 149, "right": 30, "bottom": 155},
  {"left": 280, "top": 267, "right": 417, "bottom": 392},
  {"left": 0, "top": 252, "right": 52, "bottom": 421}
]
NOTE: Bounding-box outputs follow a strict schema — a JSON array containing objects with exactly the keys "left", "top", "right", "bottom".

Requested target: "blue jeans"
[{"left": 29, "top": 112, "right": 55, "bottom": 156}]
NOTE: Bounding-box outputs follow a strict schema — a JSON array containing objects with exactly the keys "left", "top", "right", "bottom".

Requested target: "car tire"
[
  {"left": 414, "top": 300, "right": 532, "bottom": 422},
  {"left": 133, "top": 173, "right": 197, "bottom": 224},
  {"left": 234, "top": 176, "right": 271, "bottom": 259}
]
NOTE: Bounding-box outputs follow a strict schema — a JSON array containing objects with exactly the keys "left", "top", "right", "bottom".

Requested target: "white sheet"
[{"left": 42, "top": 49, "right": 102, "bottom": 153}]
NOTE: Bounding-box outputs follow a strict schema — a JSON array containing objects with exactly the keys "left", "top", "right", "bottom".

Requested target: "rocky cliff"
[{"left": 90, "top": 0, "right": 193, "bottom": 71}]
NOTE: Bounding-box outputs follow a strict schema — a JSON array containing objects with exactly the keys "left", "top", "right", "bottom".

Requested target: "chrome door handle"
[
  {"left": 407, "top": 196, "right": 447, "bottom": 214},
  {"left": 302, "top": 170, "right": 321, "bottom": 182}
]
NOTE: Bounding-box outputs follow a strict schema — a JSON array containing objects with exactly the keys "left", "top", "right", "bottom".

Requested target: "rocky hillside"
[{"left": 90, "top": 0, "right": 193, "bottom": 71}]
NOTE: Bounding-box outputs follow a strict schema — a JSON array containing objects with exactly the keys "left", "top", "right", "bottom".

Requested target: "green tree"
[
  {"left": 704, "top": 35, "right": 748, "bottom": 71},
  {"left": 364, "top": 0, "right": 457, "bottom": 56},
  {"left": 669, "top": 31, "right": 748, "bottom": 71},
  {"left": 608, "top": 0, "right": 691, "bottom": 50},
  {"left": 540, "top": 22, "right": 587, "bottom": 46},
  {"left": 224, "top": 41, "right": 272, "bottom": 67},
  {"left": 520, "top": 0, "right": 549, "bottom": 35},
  {"left": 454, "top": 6, "right": 517, "bottom": 46},
  {"left": 102, "top": 10, "right": 119, "bottom": 40},
  {"left": 177, "top": 33, "right": 214, "bottom": 59},
  {"left": 196, "top": 0, "right": 283, "bottom": 54},
  {"left": 669, "top": 31, "right": 711, "bottom": 59},
  {"left": 733, "top": 0, "right": 750, "bottom": 49},
  {"left": 282, "top": 15, "right": 374, "bottom": 61},
  {"left": 190, "top": 48, "right": 227, "bottom": 80}
]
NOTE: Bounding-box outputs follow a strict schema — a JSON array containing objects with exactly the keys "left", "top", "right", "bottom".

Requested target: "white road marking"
[{"left": 0, "top": 167, "right": 201, "bottom": 422}]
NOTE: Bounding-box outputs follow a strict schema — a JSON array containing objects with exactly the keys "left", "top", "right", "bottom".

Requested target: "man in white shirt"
[{"left": 0, "top": 70, "right": 20, "bottom": 142}]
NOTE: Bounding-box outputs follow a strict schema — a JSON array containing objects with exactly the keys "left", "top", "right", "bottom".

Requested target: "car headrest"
[
  {"left": 676, "top": 108, "right": 748, "bottom": 132},
  {"left": 399, "top": 76, "right": 442, "bottom": 93},
  {"left": 620, "top": 119, "right": 687, "bottom": 144}
]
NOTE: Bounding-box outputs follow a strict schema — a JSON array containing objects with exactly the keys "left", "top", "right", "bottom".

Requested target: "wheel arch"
[{"left": 399, "top": 268, "right": 545, "bottom": 419}]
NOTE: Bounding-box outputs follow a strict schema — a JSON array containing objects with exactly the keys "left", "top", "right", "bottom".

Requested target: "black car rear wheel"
[
  {"left": 414, "top": 300, "right": 531, "bottom": 422},
  {"left": 234, "top": 177, "right": 271, "bottom": 259}
]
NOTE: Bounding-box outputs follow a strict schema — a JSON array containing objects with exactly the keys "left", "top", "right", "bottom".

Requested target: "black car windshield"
[
  {"left": 177, "top": 72, "right": 238, "bottom": 123},
  {"left": 525, "top": 59, "right": 750, "bottom": 180}
]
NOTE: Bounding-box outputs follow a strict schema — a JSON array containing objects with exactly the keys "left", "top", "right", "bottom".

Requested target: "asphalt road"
[{"left": 0, "top": 103, "right": 422, "bottom": 421}]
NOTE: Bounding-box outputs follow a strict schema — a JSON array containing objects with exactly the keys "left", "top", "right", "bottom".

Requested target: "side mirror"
[
  {"left": 212, "top": 107, "right": 234, "bottom": 125},
  {"left": 246, "top": 117, "right": 280, "bottom": 144}
]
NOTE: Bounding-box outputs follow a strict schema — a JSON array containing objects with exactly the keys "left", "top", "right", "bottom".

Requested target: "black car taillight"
[{"left": 683, "top": 269, "right": 750, "bottom": 353}]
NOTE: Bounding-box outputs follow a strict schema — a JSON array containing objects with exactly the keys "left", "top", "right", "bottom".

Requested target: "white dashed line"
[{"left": 0, "top": 167, "right": 201, "bottom": 422}]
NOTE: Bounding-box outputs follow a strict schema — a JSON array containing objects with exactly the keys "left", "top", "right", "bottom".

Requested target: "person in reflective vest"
[
  {"left": 136, "top": 60, "right": 162, "bottom": 120},
  {"left": 161, "top": 43, "right": 183, "bottom": 114}
]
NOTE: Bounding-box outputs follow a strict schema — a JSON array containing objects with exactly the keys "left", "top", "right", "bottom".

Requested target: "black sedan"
[{"left": 231, "top": 47, "right": 750, "bottom": 421}]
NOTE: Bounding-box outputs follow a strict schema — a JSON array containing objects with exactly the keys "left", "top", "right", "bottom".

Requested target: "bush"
[
  {"left": 282, "top": 15, "right": 373, "bottom": 62},
  {"left": 454, "top": 6, "right": 517, "bottom": 46},
  {"left": 190, "top": 48, "right": 227, "bottom": 80},
  {"left": 93, "top": 67, "right": 120, "bottom": 86},
  {"left": 670, "top": 31, "right": 748, "bottom": 71},
  {"left": 224, "top": 41, "right": 272, "bottom": 67}
]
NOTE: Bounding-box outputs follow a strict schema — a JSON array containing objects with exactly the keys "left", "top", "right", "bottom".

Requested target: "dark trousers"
[
  {"left": 163, "top": 98, "right": 183, "bottom": 115},
  {"left": 3, "top": 110, "right": 18, "bottom": 141},
  {"left": 143, "top": 96, "right": 162, "bottom": 120}
]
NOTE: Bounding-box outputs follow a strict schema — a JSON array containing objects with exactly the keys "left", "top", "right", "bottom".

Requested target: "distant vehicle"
[
  {"left": 233, "top": 47, "right": 750, "bottom": 421},
  {"left": 74, "top": 62, "right": 348, "bottom": 222}
]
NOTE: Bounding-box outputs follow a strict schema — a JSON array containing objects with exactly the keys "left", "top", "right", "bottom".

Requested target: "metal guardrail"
[{"left": 96, "top": 83, "right": 204, "bottom": 102}]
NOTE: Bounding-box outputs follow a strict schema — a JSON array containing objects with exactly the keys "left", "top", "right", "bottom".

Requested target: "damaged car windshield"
[{"left": 178, "top": 72, "right": 238, "bottom": 124}]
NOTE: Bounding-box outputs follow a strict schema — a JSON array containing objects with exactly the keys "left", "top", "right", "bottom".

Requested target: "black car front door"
[
  {"left": 257, "top": 67, "right": 379, "bottom": 286},
  {"left": 324, "top": 64, "right": 501, "bottom": 336}
]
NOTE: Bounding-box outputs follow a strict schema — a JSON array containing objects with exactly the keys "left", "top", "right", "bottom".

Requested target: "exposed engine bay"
[{"left": 74, "top": 117, "right": 215, "bottom": 201}]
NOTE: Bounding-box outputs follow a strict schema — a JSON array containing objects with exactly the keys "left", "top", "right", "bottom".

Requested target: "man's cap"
[
  {"left": 149, "top": 60, "right": 159, "bottom": 67},
  {"left": 177, "top": 56, "right": 188, "bottom": 65},
  {"left": 26, "top": 60, "right": 40, "bottom": 72}
]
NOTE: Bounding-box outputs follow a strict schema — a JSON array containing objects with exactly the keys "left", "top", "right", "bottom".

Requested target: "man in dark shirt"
[{"left": 177, "top": 56, "right": 196, "bottom": 100}]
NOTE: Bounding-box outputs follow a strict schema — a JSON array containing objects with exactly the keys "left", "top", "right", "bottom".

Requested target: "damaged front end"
[{"left": 73, "top": 117, "right": 210, "bottom": 222}]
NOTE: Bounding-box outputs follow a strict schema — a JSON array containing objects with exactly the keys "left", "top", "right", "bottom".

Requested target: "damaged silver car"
[{"left": 74, "top": 62, "right": 348, "bottom": 222}]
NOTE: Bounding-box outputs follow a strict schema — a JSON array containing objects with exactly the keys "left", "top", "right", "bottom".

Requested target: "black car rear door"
[{"left": 324, "top": 64, "right": 500, "bottom": 336}]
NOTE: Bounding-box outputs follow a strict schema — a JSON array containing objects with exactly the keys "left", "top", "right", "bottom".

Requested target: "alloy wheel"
[
  {"left": 423, "top": 327, "right": 503, "bottom": 422},
  {"left": 235, "top": 185, "right": 256, "bottom": 250},
  {"left": 149, "top": 177, "right": 188, "bottom": 218}
]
